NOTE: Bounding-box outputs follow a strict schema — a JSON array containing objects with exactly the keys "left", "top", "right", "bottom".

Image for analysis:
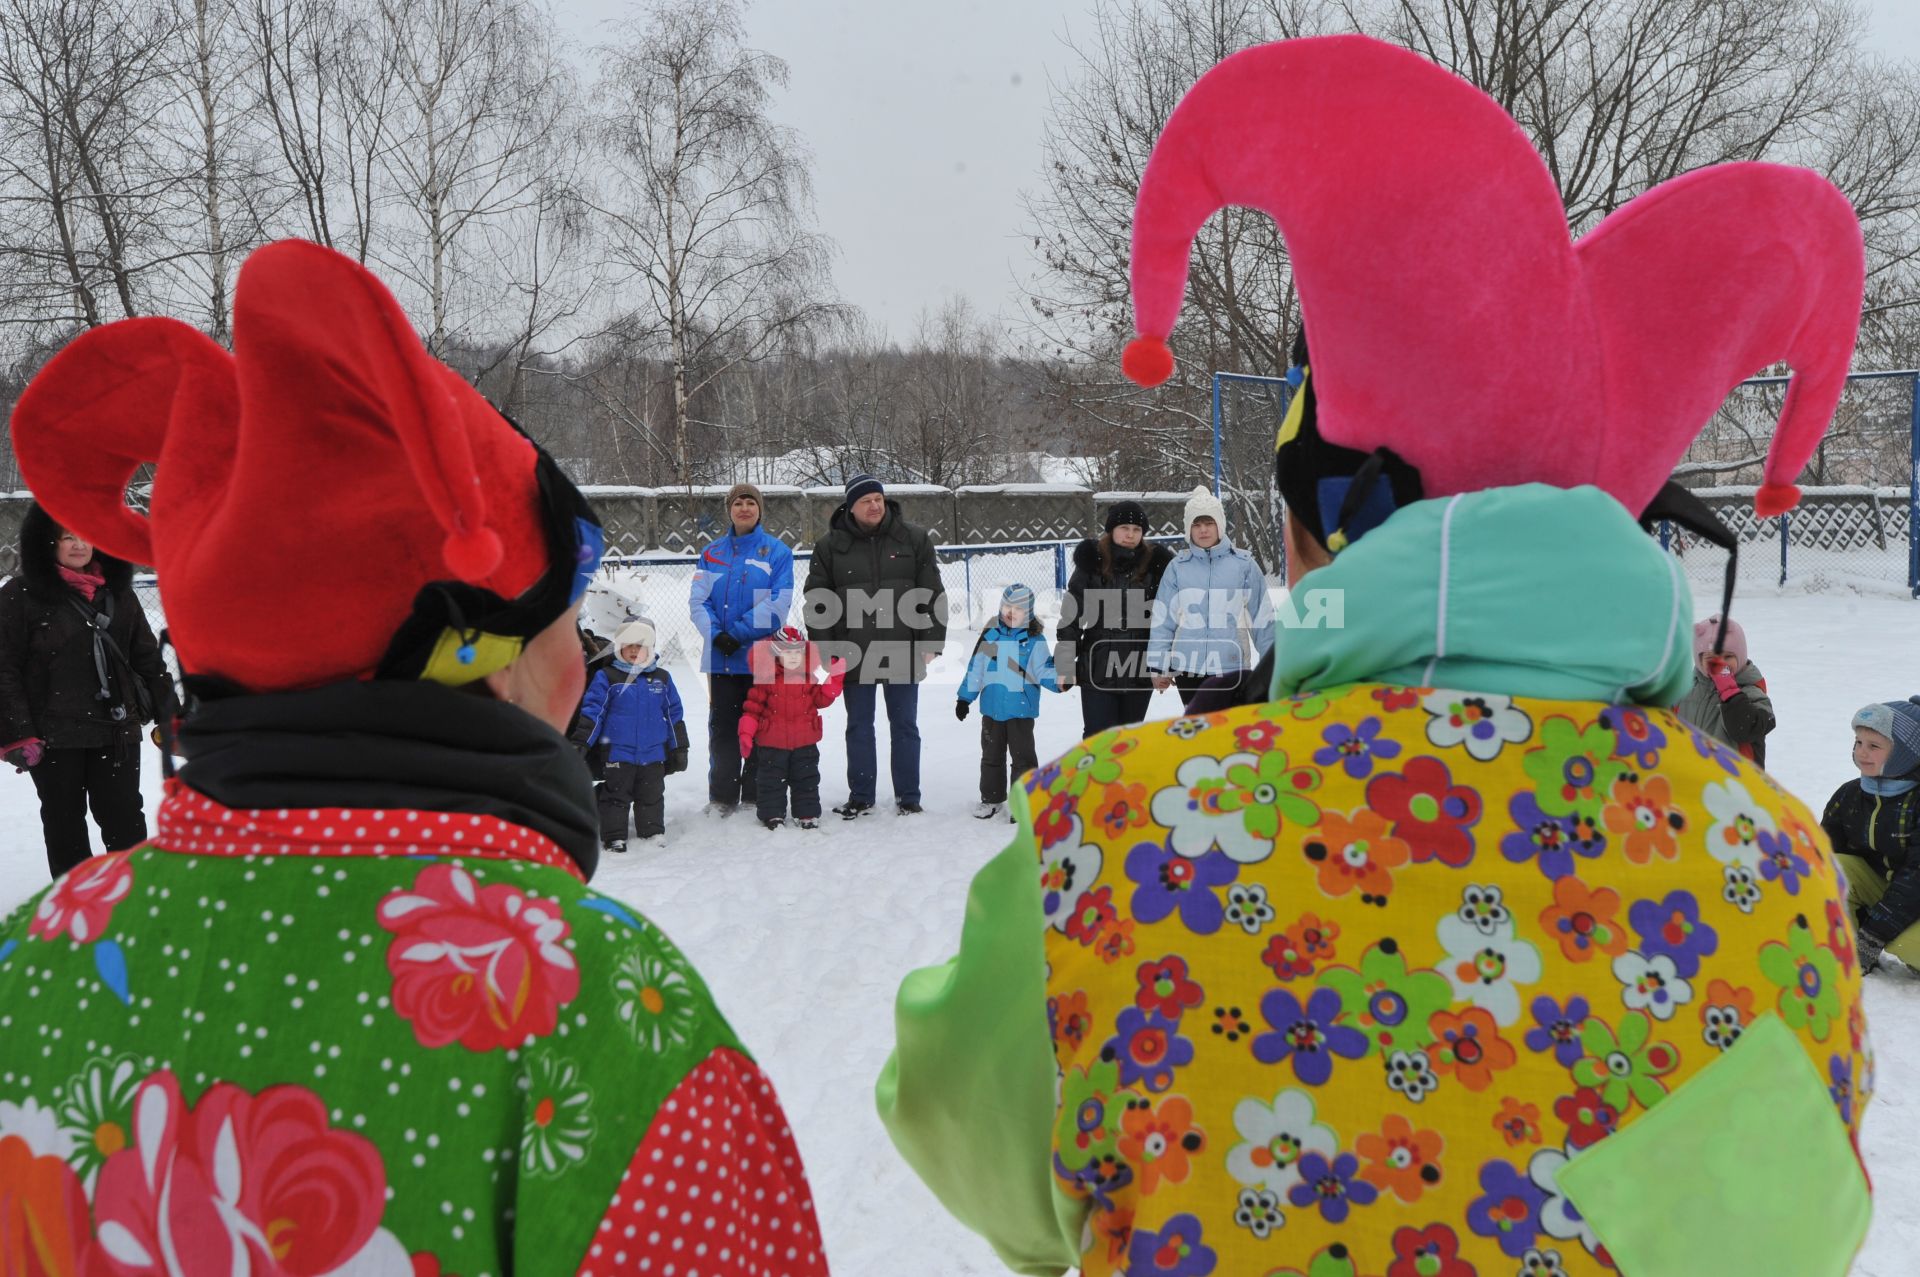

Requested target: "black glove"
[
  {"left": 955, "top": 699, "right": 970, "bottom": 721},
  {"left": 712, "top": 633, "right": 743, "bottom": 656},
  {"left": 1858, "top": 927, "right": 1887, "bottom": 975},
  {"left": 666, "top": 747, "right": 689, "bottom": 775}
]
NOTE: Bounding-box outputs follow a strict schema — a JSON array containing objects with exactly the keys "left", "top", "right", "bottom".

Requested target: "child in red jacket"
[{"left": 739, "top": 626, "right": 844, "bottom": 829}]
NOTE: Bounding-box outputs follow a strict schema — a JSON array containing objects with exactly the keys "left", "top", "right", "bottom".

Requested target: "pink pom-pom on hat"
[{"left": 1125, "top": 35, "right": 1865, "bottom": 516}]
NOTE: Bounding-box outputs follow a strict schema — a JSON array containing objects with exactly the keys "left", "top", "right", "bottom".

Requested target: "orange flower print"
[
  {"left": 1095, "top": 1207, "right": 1134, "bottom": 1266},
  {"left": 1261, "top": 914, "right": 1341, "bottom": 981},
  {"left": 1095, "top": 783, "right": 1151, "bottom": 840},
  {"left": 1699, "top": 977, "right": 1758, "bottom": 1050},
  {"left": 1117, "top": 1096, "right": 1205, "bottom": 1195},
  {"left": 1427, "top": 1008, "right": 1516, "bottom": 1091},
  {"left": 1602, "top": 775, "right": 1686, "bottom": 865},
  {"left": 1538, "top": 875, "right": 1629, "bottom": 963},
  {"left": 1355, "top": 1113, "right": 1444, "bottom": 1202},
  {"left": 1304, "top": 809, "right": 1411, "bottom": 905},
  {"left": 1096, "top": 918, "right": 1138, "bottom": 965},
  {"left": 1493, "top": 1097, "right": 1542, "bottom": 1147}
]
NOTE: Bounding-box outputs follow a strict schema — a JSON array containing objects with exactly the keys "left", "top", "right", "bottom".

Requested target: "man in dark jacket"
[
  {"left": 802, "top": 475, "right": 947, "bottom": 816},
  {"left": 690, "top": 483, "right": 795, "bottom": 815},
  {"left": 0, "top": 503, "right": 173, "bottom": 877}
]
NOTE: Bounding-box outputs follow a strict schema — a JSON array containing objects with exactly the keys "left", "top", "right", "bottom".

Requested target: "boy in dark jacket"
[
  {"left": 739, "top": 626, "right": 844, "bottom": 829},
  {"left": 1825, "top": 696, "right": 1920, "bottom": 972},
  {"left": 573, "top": 619, "right": 688, "bottom": 852},
  {"left": 955, "top": 583, "right": 1060, "bottom": 820}
]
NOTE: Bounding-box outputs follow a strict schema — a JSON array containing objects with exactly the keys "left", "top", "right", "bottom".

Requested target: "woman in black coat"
[
  {"left": 0, "top": 503, "right": 172, "bottom": 878},
  {"left": 1055, "top": 499, "right": 1174, "bottom": 737}
]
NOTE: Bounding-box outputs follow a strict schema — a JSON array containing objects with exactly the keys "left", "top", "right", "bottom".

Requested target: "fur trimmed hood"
[
  {"left": 1072, "top": 535, "right": 1173, "bottom": 580},
  {"left": 17, "top": 501, "right": 135, "bottom": 601}
]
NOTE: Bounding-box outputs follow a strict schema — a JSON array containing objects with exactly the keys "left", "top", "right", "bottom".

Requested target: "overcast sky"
[{"left": 558, "top": 0, "right": 1920, "bottom": 340}]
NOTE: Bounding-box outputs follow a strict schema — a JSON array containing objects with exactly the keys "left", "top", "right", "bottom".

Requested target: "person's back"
[{"left": 0, "top": 798, "right": 818, "bottom": 1274}]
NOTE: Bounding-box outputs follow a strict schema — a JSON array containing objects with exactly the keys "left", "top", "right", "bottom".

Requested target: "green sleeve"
[{"left": 874, "top": 786, "right": 1083, "bottom": 1276}]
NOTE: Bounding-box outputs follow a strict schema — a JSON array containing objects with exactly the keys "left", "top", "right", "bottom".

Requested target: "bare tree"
[
  {"left": 374, "top": 0, "right": 573, "bottom": 355},
  {"left": 590, "top": 0, "right": 841, "bottom": 484}
]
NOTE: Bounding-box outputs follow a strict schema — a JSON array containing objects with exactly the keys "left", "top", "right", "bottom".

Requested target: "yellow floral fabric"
[{"left": 1031, "top": 685, "right": 1869, "bottom": 1277}]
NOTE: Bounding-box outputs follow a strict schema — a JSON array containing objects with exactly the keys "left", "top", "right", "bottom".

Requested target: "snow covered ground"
[{"left": 1, "top": 590, "right": 1917, "bottom": 1274}]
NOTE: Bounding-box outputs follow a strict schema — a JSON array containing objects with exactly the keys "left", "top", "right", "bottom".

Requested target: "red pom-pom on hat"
[
  {"left": 443, "top": 525, "right": 505, "bottom": 581},
  {"left": 1754, "top": 482, "right": 1800, "bottom": 518},
  {"left": 1123, "top": 335, "right": 1176, "bottom": 387}
]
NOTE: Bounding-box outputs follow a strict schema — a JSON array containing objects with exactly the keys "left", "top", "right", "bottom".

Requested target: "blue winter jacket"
[
  {"left": 690, "top": 525, "right": 795, "bottom": 676},
  {"left": 578, "top": 662, "right": 688, "bottom": 765},
  {"left": 957, "top": 623, "right": 1060, "bottom": 721},
  {"left": 1145, "top": 533, "right": 1274, "bottom": 678}
]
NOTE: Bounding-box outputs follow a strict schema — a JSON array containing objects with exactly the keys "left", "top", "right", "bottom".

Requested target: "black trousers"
[
  {"left": 1175, "top": 669, "right": 1248, "bottom": 709},
  {"left": 599, "top": 759, "right": 666, "bottom": 841},
  {"left": 979, "top": 717, "right": 1038, "bottom": 804},
  {"left": 755, "top": 744, "right": 823, "bottom": 821},
  {"left": 707, "top": 674, "right": 759, "bottom": 806},
  {"left": 30, "top": 745, "right": 146, "bottom": 879},
  {"left": 1079, "top": 688, "right": 1153, "bottom": 738}
]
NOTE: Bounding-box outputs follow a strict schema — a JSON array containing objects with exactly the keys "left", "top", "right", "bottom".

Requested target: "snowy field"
[{"left": 2, "top": 590, "right": 1917, "bottom": 1275}]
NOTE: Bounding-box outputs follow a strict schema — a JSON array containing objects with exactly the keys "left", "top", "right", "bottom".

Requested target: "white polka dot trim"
[
  {"left": 153, "top": 780, "right": 583, "bottom": 881},
  {"left": 576, "top": 1048, "right": 826, "bottom": 1277}
]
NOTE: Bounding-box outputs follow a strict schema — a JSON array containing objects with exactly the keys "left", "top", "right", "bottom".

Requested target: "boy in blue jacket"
[
  {"left": 572, "top": 619, "right": 689, "bottom": 852},
  {"left": 955, "top": 583, "right": 1060, "bottom": 819}
]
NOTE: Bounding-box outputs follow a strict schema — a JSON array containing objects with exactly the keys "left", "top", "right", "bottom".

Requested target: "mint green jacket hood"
[{"left": 1274, "top": 483, "right": 1694, "bottom": 708}]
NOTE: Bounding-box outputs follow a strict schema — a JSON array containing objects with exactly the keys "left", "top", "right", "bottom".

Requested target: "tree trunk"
[{"left": 194, "top": 0, "right": 230, "bottom": 344}]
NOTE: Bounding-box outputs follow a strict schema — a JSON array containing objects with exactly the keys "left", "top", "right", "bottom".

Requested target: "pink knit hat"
[
  {"left": 1123, "top": 36, "right": 1865, "bottom": 518},
  {"left": 1693, "top": 615, "right": 1749, "bottom": 670}
]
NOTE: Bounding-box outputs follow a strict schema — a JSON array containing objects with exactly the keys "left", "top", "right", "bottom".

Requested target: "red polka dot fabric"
[
  {"left": 579, "top": 1047, "right": 828, "bottom": 1277},
  {"left": 152, "top": 778, "right": 585, "bottom": 880}
]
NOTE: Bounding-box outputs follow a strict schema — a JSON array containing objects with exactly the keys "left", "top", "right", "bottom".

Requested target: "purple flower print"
[
  {"left": 1467, "top": 1159, "right": 1548, "bottom": 1257},
  {"left": 1830, "top": 1055, "right": 1855, "bottom": 1126},
  {"left": 1756, "top": 829, "right": 1811, "bottom": 897},
  {"left": 1105, "top": 1006, "right": 1195, "bottom": 1092},
  {"left": 1127, "top": 839, "right": 1236, "bottom": 935},
  {"left": 1287, "top": 1152, "right": 1379, "bottom": 1223},
  {"left": 1251, "top": 987, "right": 1368, "bottom": 1086},
  {"left": 1627, "top": 890, "right": 1720, "bottom": 978},
  {"left": 1501, "top": 791, "right": 1604, "bottom": 880},
  {"left": 1599, "top": 705, "right": 1667, "bottom": 769},
  {"left": 1128, "top": 1214, "right": 1217, "bottom": 1276},
  {"left": 1523, "top": 994, "right": 1590, "bottom": 1067},
  {"left": 1315, "top": 717, "right": 1402, "bottom": 779}
]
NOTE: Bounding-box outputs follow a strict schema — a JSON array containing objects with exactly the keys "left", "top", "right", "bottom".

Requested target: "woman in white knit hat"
[{"left": 1145, "top": 484, "right": 1273, "bottom": 707}]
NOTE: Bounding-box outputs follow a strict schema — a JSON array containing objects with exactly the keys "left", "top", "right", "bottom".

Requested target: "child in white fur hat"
[{"left": 571, "top": 618, "right": 688, "bottom": 851}]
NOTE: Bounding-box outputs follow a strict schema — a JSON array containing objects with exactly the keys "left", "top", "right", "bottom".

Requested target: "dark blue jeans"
[{"left": 843, "top": 680, "right": 921, "bottom": 805}]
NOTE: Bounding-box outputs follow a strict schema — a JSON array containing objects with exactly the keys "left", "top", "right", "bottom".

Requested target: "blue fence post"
[
  {"left": 1779, "top": 514, "right": 1789, "bottom": 587},
  {"left": 1055, "top": 542, "right": 1067, "bottom": 591},
  {"left": 1211, "top": 373, "right": 1224, "bottom": 498},
  {"left": 964, "top": 550, "right": 974, "bottom": 624},
  {"left": 1658, "top": 520, "right": 1671, "bottom": 552},
  {"left": 1910, "top": 372, "right": 1920, "bottom": 598}
]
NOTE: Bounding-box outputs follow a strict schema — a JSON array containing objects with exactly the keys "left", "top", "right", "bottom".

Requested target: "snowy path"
[{"left": 1, "top": 593, "right": 1915, "bottom": 1274}]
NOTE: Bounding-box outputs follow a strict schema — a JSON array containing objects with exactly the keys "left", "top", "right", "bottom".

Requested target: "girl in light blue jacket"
[{"left": 1146, "top": 486, "right": 1273, "bottom": 706}]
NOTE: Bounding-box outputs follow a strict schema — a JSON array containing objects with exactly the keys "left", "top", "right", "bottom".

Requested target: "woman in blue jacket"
[
  {"left": 955, "top": 584, "right": 1060, "bottom": 819},
  {"left": 689, "top": 482, "right": 794, "bottom": 814},
  {"left": 1146, "top": 485, "right": 1273, "bottom": 707}
]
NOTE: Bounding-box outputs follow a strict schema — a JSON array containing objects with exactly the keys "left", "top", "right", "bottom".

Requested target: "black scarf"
[{"left": 177, "top": 680, "right": 600, "bottom": 879}]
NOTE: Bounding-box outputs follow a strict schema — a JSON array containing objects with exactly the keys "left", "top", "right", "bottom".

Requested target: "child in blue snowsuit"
[
  {"left": 955, "top": 583, "right": 1060, "bottom": 819},
  {"left": 572, "top": 619, "right": 689, "bottom": 851}
]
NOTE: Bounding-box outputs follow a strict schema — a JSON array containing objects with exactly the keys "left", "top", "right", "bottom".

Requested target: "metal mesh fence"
[{"left": 1214, "top": 370, "right": 1920, "bottom": 598}]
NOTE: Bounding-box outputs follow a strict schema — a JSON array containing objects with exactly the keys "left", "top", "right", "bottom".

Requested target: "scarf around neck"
[
  {"left": 59, "top": 564, "right": 105, "bottom": 600},
  {"left": 177, "top": 678, "right": 601, "bottom": 878}
]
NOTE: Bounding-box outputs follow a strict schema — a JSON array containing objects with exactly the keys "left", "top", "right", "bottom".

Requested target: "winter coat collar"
[
  {"left": 1274, "top": 483, "right": 1692, "bottom": 706},
  {"left": 1071, "top": 536, "right": 1173, "bottom": 578},
  {"left": 176, "top": 678, "right": 601, "bottom": 878}
]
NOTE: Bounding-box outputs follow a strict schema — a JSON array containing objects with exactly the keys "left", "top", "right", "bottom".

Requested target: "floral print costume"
[
  {"left": 0, "top": 780, "right": 827, "bottom": 1277},
  {"left": 1022, "top": 690, "right": 1870, "bottom": 1275}
]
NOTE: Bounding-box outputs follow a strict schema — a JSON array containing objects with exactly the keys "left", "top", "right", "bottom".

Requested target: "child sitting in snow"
[
  {"left": 572, "top": 619, "right": 688, "bottom": 852},
  {"left": 1824, "top": 696, "right": 1920, "bottom": 972},
  {"left": 739, "top": 626, "right": 844, "bottom": 830},
  {"left": 1675, "top": 613, "right": 1775, "bottom": 765},
  {"left": 955, "top": 583, "right": 1061, "bottom": 820}
]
